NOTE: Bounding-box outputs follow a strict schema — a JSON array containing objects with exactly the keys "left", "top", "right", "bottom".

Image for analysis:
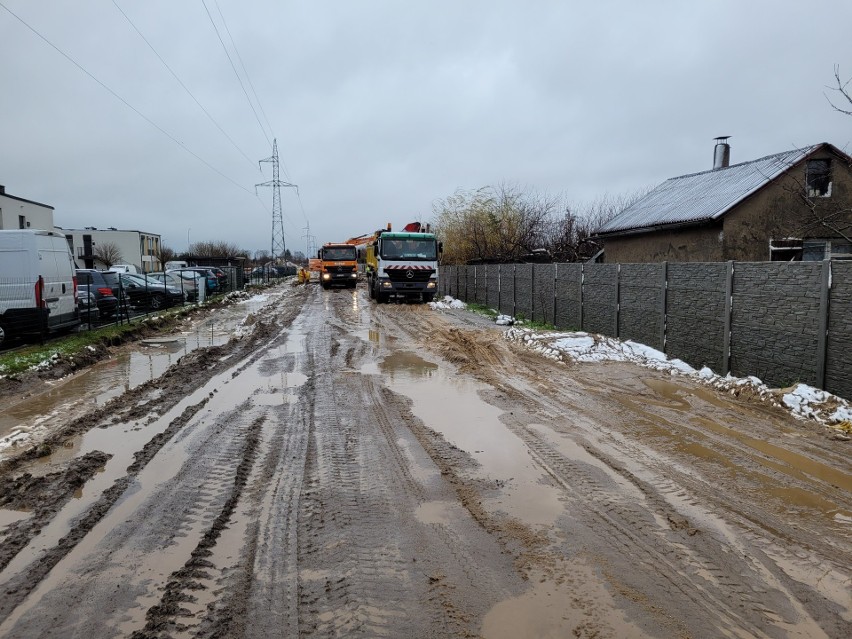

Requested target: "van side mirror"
[{"left": 438, "top": 242, "right": 443, "bottom": 254}]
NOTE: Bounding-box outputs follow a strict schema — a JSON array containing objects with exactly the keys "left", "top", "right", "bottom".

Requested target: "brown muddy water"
[{"left": 0, "top": 294, "right": 277, "bottom": 458}]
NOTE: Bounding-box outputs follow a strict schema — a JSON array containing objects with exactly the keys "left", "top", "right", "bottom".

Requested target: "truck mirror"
[{"left": 438, "top": 242, "right": 444, "bottom": 253}]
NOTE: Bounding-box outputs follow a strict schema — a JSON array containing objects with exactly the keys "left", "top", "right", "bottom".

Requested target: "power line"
[
  {"left": 111, "top": 0, "right": 258, "bottom": 169},
  {"left": 0, "top": 0, "right": 255, "bottom": 195},
  {"left": 201, "top": 0, "right": 271, "bottom": 147},
  {"left": 213, "top": 0, "right": 275, "bottom": 139}
]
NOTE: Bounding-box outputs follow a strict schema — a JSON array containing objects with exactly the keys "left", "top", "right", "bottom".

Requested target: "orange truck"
[{"left": 317, "top": 242, "right": 358, "bottom": 289}]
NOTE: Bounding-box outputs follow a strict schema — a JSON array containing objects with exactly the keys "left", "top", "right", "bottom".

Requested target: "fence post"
[
  {"left": 473, "top": 265, "right": 477, "bottom": 304},
  {"left": 816, "top": 260, "right": 831, "bottom": 389},
  {"left": 498, "top": 265, "right": 502, "bottom": 313},
  {"left": 553, "top": 263, "right": 558, "bottom": 328},
  {"left": 530, "top": 264, "right": 536, "bottom": 322},
  {"left": 660, "top": 261, "right": 668, "bottom": 353},
  {"left": 513, "top": 264, "right": 517, "bottom": 318},
  {"left": 722, "top": 261, "right": 734, "bottom": 375},
  {"left": 615, "top": 263, "right": 621, "bottom": 338}
]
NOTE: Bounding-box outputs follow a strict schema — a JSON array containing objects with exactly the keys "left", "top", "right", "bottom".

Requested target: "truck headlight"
[
  {"left": 382, "top": 281, "right": 392, "bottom": 288},
  {"left": 322, "top": 273, "right": 330, "bottom": 280},
  {"left": 351, "top": 273, "right": 357, "bottom": 278},
  {"left": 427, "top": 281, "right": 436, "bottom": 288}
]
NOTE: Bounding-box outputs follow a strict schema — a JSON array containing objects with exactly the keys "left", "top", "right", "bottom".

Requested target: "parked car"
[
  {"left": 77, "top": 285, "right": 100, "bottom": 324},
  {"left": 148, "top": 271, "right": 198, "bottom": 301},
  {"left": 200, "top": 266, "right": 228, "bottom": 288},
  {"left": 166, "top": 269, "right": 210, "bottom": 299},
  {"left": 0, "top": 229, "right": 79, "bottom": 346},
  {"left": 177, "top": 268, "right": 219, "bottom": 293},
  {"left": 110, "top": 264, "right": 139, "bottom": 274},
  {"left": 117, "top": 273, "right": 184, "bottom": 310},
  {"left": 75, "top": 269, "right": 119, "bottom": 319}
]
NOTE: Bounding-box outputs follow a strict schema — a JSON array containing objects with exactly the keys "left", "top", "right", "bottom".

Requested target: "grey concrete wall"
[
  {"left": 730, "top": 262, "right": 824, "bottom": 388},
  {"left": 665, "top": 263, "right": 728, "bottom": 372},
  {"left": 583, "top": 264, "right": 617, "bottom": 336},
  {"left": 554, "top": 264, "right": 582, "bottom": 330},
  {"left": 619, "top": 263, "right": 665, "bottom": 351},
  {"left": 827, "top": 261, "right": 852, "bottom": 400},
  {"left": 437, "top": 261, "right": 851, "bottom": 400}
]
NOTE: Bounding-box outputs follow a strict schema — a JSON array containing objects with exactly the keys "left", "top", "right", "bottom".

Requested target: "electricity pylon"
[{"left": 256, "top": 139, "right": 296, "bottom": 264}]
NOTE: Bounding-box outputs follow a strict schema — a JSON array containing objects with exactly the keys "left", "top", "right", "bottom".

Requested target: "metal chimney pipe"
[{"left": 713, "top": 136, "right": 731, "bottom": 169}]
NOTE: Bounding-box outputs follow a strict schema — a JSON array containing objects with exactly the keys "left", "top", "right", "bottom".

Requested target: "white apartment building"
[
  {"left": 63, "top": 227, "right": 162, "bottom": 273},
  {"left": 0, "top": 184, "right": 56, "bottom": 231}
]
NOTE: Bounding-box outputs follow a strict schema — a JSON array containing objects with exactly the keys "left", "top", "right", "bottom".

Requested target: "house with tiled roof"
[{"left": 594, "top": 139, "right": 852, "bottom": 263}]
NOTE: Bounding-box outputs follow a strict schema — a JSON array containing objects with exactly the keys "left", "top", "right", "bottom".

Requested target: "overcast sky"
[{"left": 1, "top": 1, "right": 850, "bottom": 256}]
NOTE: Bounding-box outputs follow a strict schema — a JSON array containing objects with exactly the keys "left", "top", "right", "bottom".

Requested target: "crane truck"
[{"left": 365, "top": 223, "right": 442, "bottom": 303}]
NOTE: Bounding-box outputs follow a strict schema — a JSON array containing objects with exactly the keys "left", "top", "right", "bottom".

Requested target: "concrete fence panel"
[
  {"left": 665, "top": 263, "right": 728, "bottom": 373},
  {"left": 582, "top": 264, "right": 617, "bottom": 336},
  {"left": 619, "top": 263, "right": 665, "bottom": 351},
  {"left": 826, "top": 261, "right": 852, "bottom": 400},
  {"left": 515, "top": 264, "right": 534, "bottom": 320},
  {"left": 498, "top": 265, "right": 516, "bottom": 317},
  {"left": 554, "top": 264, "right": 583, "bottom": 330},
  {"left": 533, "top": 264, "right": 556, "bottom": 325},
  {"left": 730, "top": 262, "right": 824, "bottom": 388},
  {"left": 486, "top": 265, "right": 500, "bottom": 309}
]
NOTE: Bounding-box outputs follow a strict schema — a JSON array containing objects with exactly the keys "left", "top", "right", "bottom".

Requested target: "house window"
[
  {"left": 806, "top": 159, "right": 832, "bottom": 197},
  {"left": 769, "top": 238, "right": 803, "bottom": 261},
  {"left": 802, "top": 239, "right": 852, "bottom": 261},
  {"left": 18, "top": 215, "right": 25, "bottom": 229}
]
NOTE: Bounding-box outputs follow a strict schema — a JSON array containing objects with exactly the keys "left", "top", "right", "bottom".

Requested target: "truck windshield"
[
  {"left": 323, "top": 247, "right": 356, "bottom": 260},
  {"left": 380, "top": 238, "right": 437, "bottom": 260}
]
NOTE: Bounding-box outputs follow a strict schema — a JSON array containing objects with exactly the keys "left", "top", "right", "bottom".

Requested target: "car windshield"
[
  {"left": 323, "top": 247, "right": 356, "bottom": 260},
  {"left": 380, "top": 238, "right": 437, "bottom": 260}
]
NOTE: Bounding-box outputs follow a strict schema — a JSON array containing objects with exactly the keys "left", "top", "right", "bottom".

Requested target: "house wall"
[
  {"left": 602, "top": 149, "right": 852, "bottom": 264},
  {"left": 0, "top": 192, "right": 55, "bottom": 232},
  {"left": 601, "top": 223, "right": 723, "bottom": 264},
  {"left": 721, "top": 150, "right": 852, "bottom": 260}
]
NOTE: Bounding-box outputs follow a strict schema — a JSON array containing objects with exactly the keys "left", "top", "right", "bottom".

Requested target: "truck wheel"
[
  {"left": 376, "top": 291, "right": 389, "bottom": 304},
  {"left": 423, "top": 293, "right": 435, "bottom": 303}
]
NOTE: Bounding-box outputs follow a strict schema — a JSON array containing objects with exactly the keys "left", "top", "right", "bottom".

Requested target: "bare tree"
[
  {"left": 188, "top": 241, "right": 243, "bottom": 258},
  {"left": 432, "top": 184, "right": 555, "bottom": 264},
  {"left": 158, "top": 244, "right": 176, "bottom": 267},
  {"left": 93, "top": 241, "right": 123, "bottom": 268},
  {"left": 826, "top": 64, "right": 852, "bottom": 116}
]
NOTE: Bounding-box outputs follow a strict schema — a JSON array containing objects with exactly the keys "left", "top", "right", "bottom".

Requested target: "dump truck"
[
  {"left": 317, "top": 243, "right": 358, "bottom": 289},
  {"left": 365, "top": 223, "right": 442, "bottom": 303}
]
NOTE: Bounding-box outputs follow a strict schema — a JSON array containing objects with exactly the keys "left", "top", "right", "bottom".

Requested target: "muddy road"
[{"left": 0, "top": 284, "right": 849, "bottom": 638}]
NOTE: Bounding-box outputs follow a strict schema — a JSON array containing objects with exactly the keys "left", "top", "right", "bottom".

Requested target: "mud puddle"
[
  {"left": 0, "top": 292, "right": 279, "bottom": 458},
  {"left": 0, "top": 318, "right": 295, "bottom": 633},
  {"left": 482, "top": 562, "right": 649, "bottom": 639},
  {"left": 375, "top": 350, "right": 564, "bottom": 527}
]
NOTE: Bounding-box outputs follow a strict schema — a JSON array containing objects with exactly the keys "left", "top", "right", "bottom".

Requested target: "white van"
[
  {"left": 0, "top": 229, "right": 79, "bottom": 346},
  {"left": 165, "top": 260, "right": 188, "bottom": 271}
]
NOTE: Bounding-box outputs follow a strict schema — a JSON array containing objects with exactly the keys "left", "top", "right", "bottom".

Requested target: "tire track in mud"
[
  {"left": 0, "top": 288, "right": 308, "bottom": 636},
  {"left": 378, "top": 304, "right": 849, "bottom": 638},
  {"left": 129, "top": 413, "right": 266, "bottom": 639},
  {"left": 293, "top": 288, "right": 522, "bottom": 638}
]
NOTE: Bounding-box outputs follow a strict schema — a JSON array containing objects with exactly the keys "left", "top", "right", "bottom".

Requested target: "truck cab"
[
  {"left": 318, "top": 243, "right": 358, "bottom": 289},
  {"left": 366, "top": 230, "right": 441, "bottom": 303}
]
